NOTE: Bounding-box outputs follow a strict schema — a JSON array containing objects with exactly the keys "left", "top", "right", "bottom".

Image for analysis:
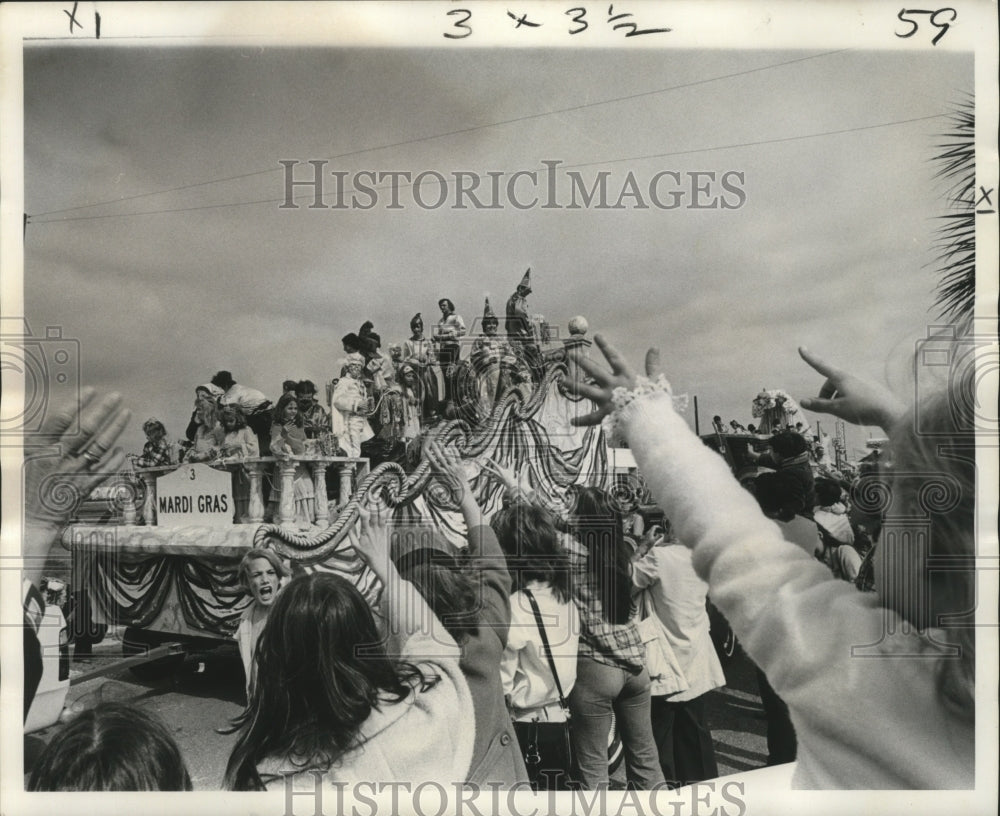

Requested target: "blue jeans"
[{"left": 568, "top": 657, "right": 665, "bottom": 789}]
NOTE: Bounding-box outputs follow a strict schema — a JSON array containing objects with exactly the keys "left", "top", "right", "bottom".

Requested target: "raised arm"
[
  {"left": 424, "top": 441, "right": 513, "bottom": 638},
  {"left": 354, "top": 503, "right": 461, "bottom": 660},
  {"left": 24, "top": 389, "right": 131, "bottom": 587},
  {"left": 424, "top": 438, "right": 481, "bottom": 529},
  {"left": 797, "top": 346, "right": 908, "bottom": 433}
]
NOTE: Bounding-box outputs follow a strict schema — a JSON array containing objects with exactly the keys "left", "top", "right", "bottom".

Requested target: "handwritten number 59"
[{"left": 895, "top": 8, "right": 956, "bottom": 45}]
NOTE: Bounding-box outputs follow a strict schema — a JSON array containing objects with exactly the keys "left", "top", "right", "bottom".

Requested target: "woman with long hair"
[
  {"left": 224, "top": 506, "right": 474, "bottom": 790},
  {"left": 267, "top": 392, "right": 314, "bottom": 526},
  {"left": 183, "top": 384, "right": 224, "bottom": 463},
  {"left": 563, "top": 486, "right": 664, "bottom": 789},
  {"left": 564, "top": 335, "right": 975, "bottom": 788},
  {"left": 391, "top": 442, "right": 528, "bottom": 786},
  {"left": 492, "top": 499, "right": 579, "bottom": 722},
  {"left": 219, "top": 404, "right": 259, "bottom": 522}
]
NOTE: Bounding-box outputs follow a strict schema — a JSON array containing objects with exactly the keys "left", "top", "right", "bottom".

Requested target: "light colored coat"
[
  {"left": 330, "top": 376, "right": 373, "bottom": 457},
  {"left": 632, "top": 544, "right": 726, "bottom": 701},
  {"left": 621, "top": 391, "right": 974, "bottom": 789}
]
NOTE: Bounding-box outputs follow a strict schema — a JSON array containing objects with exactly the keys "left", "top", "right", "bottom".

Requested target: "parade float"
[{"left": 57, "top": 317, "right": 612, "bottom": 681}]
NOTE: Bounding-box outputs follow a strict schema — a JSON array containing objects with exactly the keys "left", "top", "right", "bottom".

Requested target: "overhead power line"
[
  {"left": 27, "top": 111, "right": 945, "bottom": 225},
  {"left": 30, "top": 49, "right": 849, "bottom": 219}
]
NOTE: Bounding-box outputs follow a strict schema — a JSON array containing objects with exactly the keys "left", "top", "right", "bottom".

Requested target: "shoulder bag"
[{"left": 512, "top": 588, "right": 575, "bottom": 791}]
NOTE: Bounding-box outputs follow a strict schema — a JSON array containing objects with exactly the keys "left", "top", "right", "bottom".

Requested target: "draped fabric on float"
[
  {"left": 91, "top": 552, "right": 175, "bottom": 630},
  {"left": 83, "top": 354, "right": 604, "bottom": 636},
  {"left": 84, "top": 541, "right": 376, "bottom": 638},
  {"left": 256, "top": 356, "right": 609, "bottom": 556}
]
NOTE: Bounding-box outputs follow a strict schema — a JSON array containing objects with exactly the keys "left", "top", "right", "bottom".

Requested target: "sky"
[{"left": 20, "top": 43, "right": 973, "bottom": 456}]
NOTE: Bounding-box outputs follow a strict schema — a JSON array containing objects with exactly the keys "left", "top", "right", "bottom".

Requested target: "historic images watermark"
[
  {"left": 280, "top": 777, "right": 749, "bottom": 816},
  {"left": 847, "top": 323, "right": 997, "bottom": 658},
  {"left": 0, "top": 318, "right": 81, "bottom": 440},
  {"left": 278, "top": 160, "right": 747, "bottom": 211}
]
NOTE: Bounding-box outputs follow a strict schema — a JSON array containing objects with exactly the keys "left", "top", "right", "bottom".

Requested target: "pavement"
[{"left": 25, "top": 628, "right": 770, "bottom": 791}]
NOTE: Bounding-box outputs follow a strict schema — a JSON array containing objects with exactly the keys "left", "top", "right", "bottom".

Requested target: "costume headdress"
[
  {"left": 196, "top": 383, "right": 225, "bottom": 399},
  {"left": 518, "top": 268, "right": 531, "bottom": 292}
]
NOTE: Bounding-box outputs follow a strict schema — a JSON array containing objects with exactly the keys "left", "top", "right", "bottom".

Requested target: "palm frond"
[{"left": 931, "top": 95, "right": 975, "bottom": 321}]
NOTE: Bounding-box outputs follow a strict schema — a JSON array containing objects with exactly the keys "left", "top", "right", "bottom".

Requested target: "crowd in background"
[{"left": 23, "top": 320, "right": 976, "bottom": 793}]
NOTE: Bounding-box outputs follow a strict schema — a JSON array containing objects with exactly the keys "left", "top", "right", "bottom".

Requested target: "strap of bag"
[{"left": 523, "top": 588, "right": 568, "bottom": 709}]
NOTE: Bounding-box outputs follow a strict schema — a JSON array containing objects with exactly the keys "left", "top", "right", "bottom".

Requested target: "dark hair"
[
  {"left": 271, "top": 392, "right": 303, "bottom": 427},
  {"left": 29, "top": 703, "right": 192, "bottom": 791},
  {"left": 224, "top": 573, "right": 437, "bottom": 790},
  {"left": 410, "top": 313, "right": 423, "bottom": 332},
  {"left": 492, "top": 501, "right": 572, "bottom": 603},
  {"left": 211, "top": 370, "right": 235, "bottom": 390},
  {"left": 814, "top": 478, "right": 843, "bottom": 507},
  {"left": 567, "top": 487, "right": 633, "bottom": 624},
  {"left": 296, "top": 379, "right": 317, "bottom": 396},
  {"left": 220, "top": 403, "right": 248, "bottom": 430},
  {"left": 238, "top": 548, "right": 291, "bottom": 592},
  {"left": 438, "top": 298, "right": 454, "bottom": 312},
  {"left": 393, "top": 542, "right": 481, "bottom": 644},
  {"left": 282, "top": 379, "right": 298, "bottom": 393},
  {"left": 753, "top": 472, "right": 804, "bottom": 520},
  {"left": 142, "top": 418, "right": 166, "bottom": 436},
  {"left": 769, "top": 430, "right": 808, "bottom": 459}
]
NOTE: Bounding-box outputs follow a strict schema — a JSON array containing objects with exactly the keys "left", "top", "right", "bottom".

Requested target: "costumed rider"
[
  {"left": 402, "top": 312, "right": 440, "bottom": 422},
  {"left": 367, "top": 365, "right": 411, "bottom": 467},
  {"left": 211, "top": 370, "right": 274, "bottom": 456},
  {"left": 432, "top": 298, "right": 466, "bottom": 413},
  {"left": 395, "top": 363, "right": 426, "bottom": 443},
  {"left": 182, "top": 384, "right": 225, "bottom": 463},
  {"left": 470, "top": 297, "right": 517, "bottom": 419},
  {"left": 356, "top": 321, "right": 393, "bottom": 396},
  {"left": 505, "top": 268, "right": 542, "bottom": 381},
  {"left": 330, "top": 353, "right": 375, "bottom": 458},
  {"left": 135, "top": 418, "right": 175, "bottom": 468},
  {"left": 296, "top": 379, "right": 331, "bottom": 440}
]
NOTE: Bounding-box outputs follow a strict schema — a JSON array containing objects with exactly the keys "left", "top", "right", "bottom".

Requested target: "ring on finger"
[{"left": 79, "top": 449, "right": 102, "bottom": 466}]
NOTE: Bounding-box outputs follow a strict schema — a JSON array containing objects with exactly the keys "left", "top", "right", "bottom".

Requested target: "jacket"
[
  {"left": 461, "top": 525, "right": 530, "bottom": 786},
  {"left": 620, "top": 391, "right": 974, "bottom": 789}
]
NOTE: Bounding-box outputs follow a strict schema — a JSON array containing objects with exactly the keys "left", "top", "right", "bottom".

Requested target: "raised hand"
[
  {"left": 23, "top": 389, "right": 131, "bottom": 586},
  {"left": 424, "top": 437, "right": 469, "bottom": 506},
  {"left": 564, "top": 335, "right": 661, "bottom": 427},
  {"left": 797, "top": 347, "right": 908, "bottom": 431},
  {"left": 479, "top": 457, "right": 518, "bottom": 491},
  {"left": 355, "top": 501, "right": 392, "bottom": 581},
  {"left": 25, "top": 388, "right": 131, "bottom": 527}
]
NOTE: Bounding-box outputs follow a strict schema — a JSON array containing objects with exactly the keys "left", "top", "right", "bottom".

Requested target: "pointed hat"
[
  {"left": 519, "top": 268, "right": 531, "bottom": 290},
  {"left": 483, "top": 297, "right": 496, "bottom": 319}
]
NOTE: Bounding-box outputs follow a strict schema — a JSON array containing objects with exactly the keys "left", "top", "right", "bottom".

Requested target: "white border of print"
[{"left": 1, "top": 2, "right": 997, "bottom": 816}]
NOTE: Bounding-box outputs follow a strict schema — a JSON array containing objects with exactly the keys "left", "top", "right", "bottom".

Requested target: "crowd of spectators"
[{"left": 23, "top": 313, "right": 975, "bottom": 794}]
